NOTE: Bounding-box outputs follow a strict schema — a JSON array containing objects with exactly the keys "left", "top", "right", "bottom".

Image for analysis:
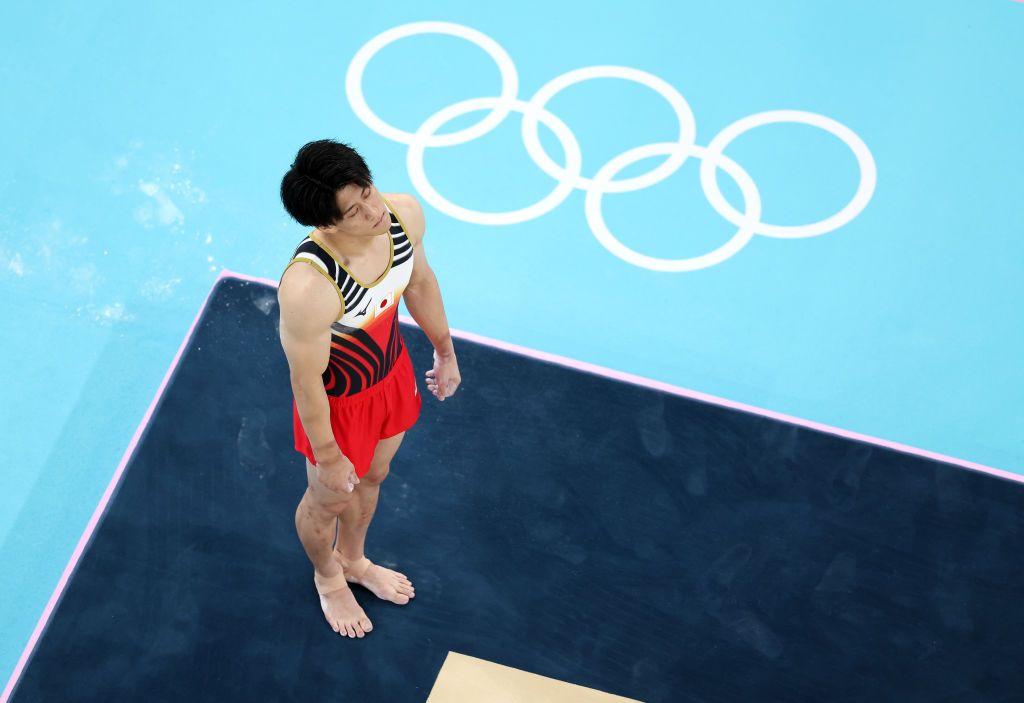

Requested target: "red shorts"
[{"left": 293, "top": 345, "right": 422, "bottom": 478}]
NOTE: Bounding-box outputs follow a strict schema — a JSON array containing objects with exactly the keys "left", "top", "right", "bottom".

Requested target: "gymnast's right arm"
[{"left": 277, "top": 265, "right": 351, "bottom": 472}]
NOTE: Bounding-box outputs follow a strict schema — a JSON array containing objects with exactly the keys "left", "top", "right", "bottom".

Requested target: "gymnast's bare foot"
[
  {"left": 334, "top": 551, "right": 416, "bottom": 605},
  {"left": 314, "top": 566, "right": 374, "bottom": 638}
]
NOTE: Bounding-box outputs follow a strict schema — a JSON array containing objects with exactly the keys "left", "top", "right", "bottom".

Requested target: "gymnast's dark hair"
[{"left": 280, "top": 139, "right": 374, "bottom": 228}]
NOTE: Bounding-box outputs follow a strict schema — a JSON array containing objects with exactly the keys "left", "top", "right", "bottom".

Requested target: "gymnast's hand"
[
  {"left": 316, "top": 453, "right": 360, "bottom": 494},
  {"left": 426, "top": 349, "right": 461, "bottom": 401}
]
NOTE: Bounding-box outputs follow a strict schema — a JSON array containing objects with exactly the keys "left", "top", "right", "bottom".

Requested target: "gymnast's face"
[{"left": 320, "top": 183, "right": 390, "bottom": 239}]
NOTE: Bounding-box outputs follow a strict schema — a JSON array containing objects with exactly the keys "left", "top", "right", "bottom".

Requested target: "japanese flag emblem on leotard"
[{"left": 376, "top": 289, "right": 395, "bottom": 316}]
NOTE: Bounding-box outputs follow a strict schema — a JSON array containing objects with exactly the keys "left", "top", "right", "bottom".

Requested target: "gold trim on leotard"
[
  {"left": 308, "top": 198, "right": 397, "bottom": 289},
  {"left": 280, "top": 258, "right": 346, "bottom": 319}
]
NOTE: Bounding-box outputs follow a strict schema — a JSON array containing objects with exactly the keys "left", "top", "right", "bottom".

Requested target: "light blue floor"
[{"left": 2, "top": 0, "right": 1022, "bottom": 686}]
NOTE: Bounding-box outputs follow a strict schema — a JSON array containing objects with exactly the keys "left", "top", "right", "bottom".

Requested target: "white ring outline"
[
  {"left": 585, "top": 142, "right": 762, "bottom": 271},
  {"left": 521, "top": 65, "right": 697, "bottom": 193},
  {"left": 345, "top": 21, "right": 519, "bottom": 147},
  {"left": 407, "top": 97, "right": 583, "bottom": 225},
  {"left": 700, "top": 110, "right": 878, "bottom": 239}
]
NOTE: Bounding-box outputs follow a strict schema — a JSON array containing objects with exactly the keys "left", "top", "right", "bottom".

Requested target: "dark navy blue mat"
[{"left": 11, "top": 276, "right": 1024, "bottom": 702}]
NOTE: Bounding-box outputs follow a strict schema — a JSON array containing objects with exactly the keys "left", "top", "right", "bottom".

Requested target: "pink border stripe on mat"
[
  {"left": 1, "top": 271, "right": 225, "bottom": 703},
  {"left": 222, "top": 266, "right": 1015, "bottom": 487},
  {"left": 4, "top": 266, "right": 1021, "bottom": 700}
]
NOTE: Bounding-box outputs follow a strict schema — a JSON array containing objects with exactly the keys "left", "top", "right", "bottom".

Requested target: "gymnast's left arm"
[{"left": 398, "top": 194, "right": 462, "bottom": 401}]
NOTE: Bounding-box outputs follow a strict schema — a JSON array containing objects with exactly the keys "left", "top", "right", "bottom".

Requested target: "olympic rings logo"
[{"left": 345, "top": 21, "right": 877, "bottom": 272}]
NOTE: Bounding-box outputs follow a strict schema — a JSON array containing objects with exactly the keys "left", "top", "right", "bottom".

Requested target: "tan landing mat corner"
[{"left": 426, "top": 651, "right": 645, "bottom": 703}]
